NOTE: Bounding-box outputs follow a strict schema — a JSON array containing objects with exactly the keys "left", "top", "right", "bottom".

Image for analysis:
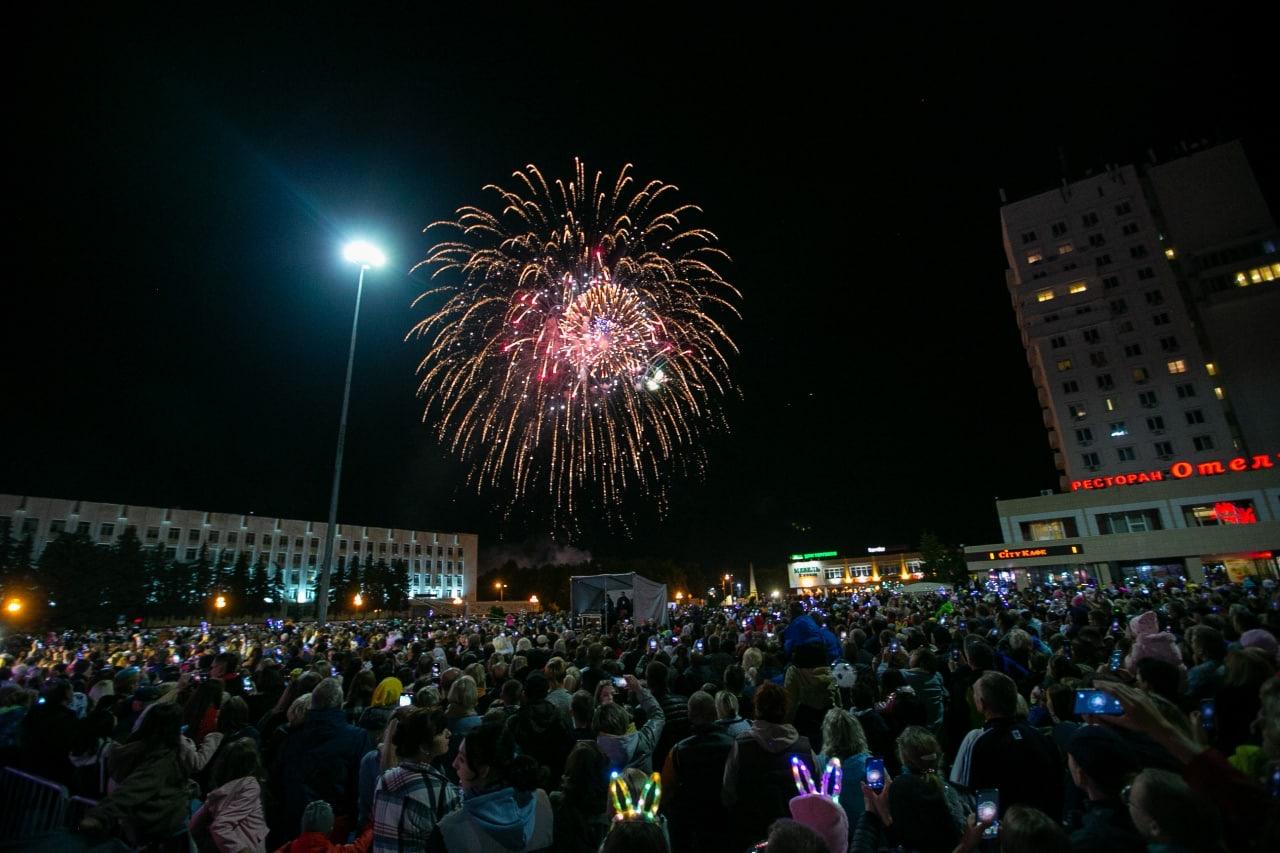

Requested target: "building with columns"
[{"left": 0, "top": 494, "right": 478, "bottom": 604}]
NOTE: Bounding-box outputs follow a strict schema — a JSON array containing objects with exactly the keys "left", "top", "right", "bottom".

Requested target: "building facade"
[
  {"left": 1000, "top": 141, "right": 1279, "bottom": 490},
  {"left": 787, "top": 547, "right": 925, "bottom": 592},
  {"left": 963, "top": 457, "right": 1280, "bottom": 587},
  {"left": 0, "top": 494, "right": 479, "bottom": 604},
  {"left": 972, "top": 141, "right": 1280, "bottom": 589}
]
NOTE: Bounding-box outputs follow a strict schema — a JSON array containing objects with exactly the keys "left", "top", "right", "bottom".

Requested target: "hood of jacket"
[
  {"left": 371, "top": 677, "right": 403, "bottom": 708},
  {"left": 596, "top": 729, "right": 640, "bottom": 768},
  {"left": 463, "top": 786, "right": 538, "bottom": 850},
  {"left": 748, "top": 720, "right": 801, "bottom": 753},
  {"left": 514, "top": 700, "right": 564, "bottom": 736},
  {"left": 205, "top": 774, "right": 261, "bottom": 811}
]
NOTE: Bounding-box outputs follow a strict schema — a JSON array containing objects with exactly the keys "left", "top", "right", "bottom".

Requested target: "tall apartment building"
[
  {"left": 0, "top": 494, "right": 479, "bottom": 604},
  {"left": 1000, "top": 141, "right": 1279, "bottom": 490}
]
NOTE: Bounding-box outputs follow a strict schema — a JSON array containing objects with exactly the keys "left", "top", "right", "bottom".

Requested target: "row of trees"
[{"left": 0, "top": 520, "right": 414, "bottom": 627}]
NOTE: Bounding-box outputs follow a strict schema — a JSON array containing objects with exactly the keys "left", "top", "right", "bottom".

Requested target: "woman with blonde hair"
[
  {"left": 895, "top": 725, "right": 968, "bottom": 828},
  {"left": 443, "top": 675, "right": 482, "bottom": 783},
  {"left": 815, "top": 708, "right": 870, "bottom": 834}
]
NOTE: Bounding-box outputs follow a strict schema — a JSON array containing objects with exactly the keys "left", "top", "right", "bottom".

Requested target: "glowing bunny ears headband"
[
  {"left": 610, "top": 770, "right": 662, "bottom": 822},
  {"left": 791, "top": 756, "right": 842, "bottom": 800}
]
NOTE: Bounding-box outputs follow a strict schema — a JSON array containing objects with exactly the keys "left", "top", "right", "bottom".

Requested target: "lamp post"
[
  {"left": 495, "top": 581, "right": 506, "bottom": 602},
  {"left": 315, "top": 240, "right": 386, "bottom": 625}
]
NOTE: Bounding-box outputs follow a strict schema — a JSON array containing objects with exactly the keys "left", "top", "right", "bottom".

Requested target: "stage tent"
[{"left": 570, "top": 572, "right": 669, "bottom": 627}]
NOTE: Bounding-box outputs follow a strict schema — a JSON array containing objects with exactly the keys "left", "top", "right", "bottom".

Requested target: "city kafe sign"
[{"left": 1070, "top": 451, "right": 1278, "bottom": 492}]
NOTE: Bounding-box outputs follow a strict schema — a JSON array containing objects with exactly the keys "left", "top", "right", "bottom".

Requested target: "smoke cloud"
[{"left": 480, "top": 537, "right": 593, "bottom": 572}]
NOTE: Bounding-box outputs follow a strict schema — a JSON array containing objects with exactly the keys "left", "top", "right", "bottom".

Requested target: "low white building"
[
  {"left": 963, "top": 454, "right": 1280, "bottom": 587},
  {"left": 0, "top": 494, "right": 478, "bottom": 604},
  {"left": 786, "top": 547, "right": 925, "bottom": 592}
]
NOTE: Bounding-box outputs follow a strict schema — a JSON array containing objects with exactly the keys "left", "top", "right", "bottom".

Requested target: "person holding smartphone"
[
  {"left": 1063, "top": 726, "right": 1144, "bottom": 850},
  {"left": 950, "top": 672, "right": 1063, "bottom": 821}
]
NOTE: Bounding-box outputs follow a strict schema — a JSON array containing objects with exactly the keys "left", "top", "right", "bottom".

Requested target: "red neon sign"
[
  {"left": 1213, "top": 502, "right": 1257, "bottom": 525},
  {"left": 1071, "top": 452, "right": 1277, "bottom": 492}
]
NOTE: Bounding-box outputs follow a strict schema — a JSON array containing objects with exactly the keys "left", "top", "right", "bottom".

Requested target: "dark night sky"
[{"left": 6, "top": 6, "right": 1277, "bottom": 573}]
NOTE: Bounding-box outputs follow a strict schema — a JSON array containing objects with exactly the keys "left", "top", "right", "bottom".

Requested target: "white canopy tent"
[{"left": 569, "top": 572, "right": 669, "bottom": 628}]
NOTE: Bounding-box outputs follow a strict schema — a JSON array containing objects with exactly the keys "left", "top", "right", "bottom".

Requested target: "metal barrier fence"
[
  {"left": 0, "top": 767, "right": 69, "bottom": 839},
  {"left": 66, "top": 795, "right": 100, "bottom": 829}
]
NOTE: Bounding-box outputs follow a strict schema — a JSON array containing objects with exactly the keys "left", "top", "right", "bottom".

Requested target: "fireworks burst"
[{"left": 407, "top": 159, "right": 741, "bottom": 523}]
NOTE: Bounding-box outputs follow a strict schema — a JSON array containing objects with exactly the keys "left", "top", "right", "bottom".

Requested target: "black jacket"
[
  {"left": 506, "top": 699, "right": 574, "bottom": 782},
  {"left": 666, "top": 724, "right": 735, "bottom": 853},
  {"left": 963, "top": 716, "right": 1063, "bottom": 820},
  {"left": 1068, "top": 797, "right": 1144, "bottom": 853}
]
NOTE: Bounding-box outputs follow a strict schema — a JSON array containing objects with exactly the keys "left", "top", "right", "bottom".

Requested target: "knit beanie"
[
  {"left": 301, "top": 800, "right": 334, "bottom": 834},
  {"left": 1240, "top": 629, "right": 1279, "bottom": 664}
]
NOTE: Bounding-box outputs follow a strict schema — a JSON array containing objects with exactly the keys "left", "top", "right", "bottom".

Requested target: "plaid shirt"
[{"left": 371, "top": 761, "right": 460, "bottom": 853}]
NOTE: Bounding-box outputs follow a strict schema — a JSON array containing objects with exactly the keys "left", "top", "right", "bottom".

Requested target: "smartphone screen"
[
  {"left": 1074, "top": 689, "right": 1124, "bottom": 716},
  {"left": 976, "top": 789, "right": 1000, "bottom": 838},
  {"left": 398, "top": 693, "right": 412, "bottom": 707},
  {"left": 1199, "top": 698, "right": 1215, "bottom": 730},
  {"left": 889, "top": 640, "right": 900, "bottom": 653},
  {"left": 865, "top": 757, "right": 885, "bottom": 791},
  {"left": 1109, "top": 649, "right": 1123, "bottom": 671},
  {"left": 612, "top": 677, "right": 628, "bottom": 690},
  {"left": 649, "top": 638, "right": 658, "bottom": 651},
  {"left": 242, "top": 676, "right": 252, "bottom": 692},
  {"left": 951, "top": 648, "right": 960, "bottom": 662}
]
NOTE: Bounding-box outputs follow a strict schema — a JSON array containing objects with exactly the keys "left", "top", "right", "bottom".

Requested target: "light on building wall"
[
  {"left": 529, "top": 595, "right": 539, "bottom": 604},
  {"left": 770, "top": 590, "right": 780, "bottom": 599},
  {"left": 296, "top": 588, "right": 307, "bottom": 604},
  {"left": 452, "top": 597, "right": 463, "bottom": 605}
]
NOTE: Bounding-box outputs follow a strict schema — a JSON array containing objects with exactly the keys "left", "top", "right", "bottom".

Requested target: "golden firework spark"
[{"left": 408, "top": 159, "right": 740, "bottom": 522}]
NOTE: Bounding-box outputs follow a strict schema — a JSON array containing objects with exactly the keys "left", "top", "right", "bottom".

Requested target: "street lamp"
[
  {"left": 675, "top": 591, "right": 684, "bottom": 602},
  {"left": 4, "top": 597, "right": 21, "bottom": 615},
  {"left": 316, "top": 240, "right": 386, "bottom": 624},
  {"left": 770, "top": 590, "right": 780, "bottom": 599},
  {"left": 495, "top": 581, "right": 507, "bottom": 602},
  {"left": 354, "top": 592, "right": 364, "bottom": 610},
  {"left": 215, "top": 595, "right": 227, "bottom": 612},
  {"left": 529, "top": 595, "right": 539, "bottom": 605}
]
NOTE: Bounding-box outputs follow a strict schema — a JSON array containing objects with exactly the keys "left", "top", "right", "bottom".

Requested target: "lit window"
[
  {"left": 1058, "top": 243, "right": 1074, "bottom": 255},
  {"left": 1213, "top": 386, "right": 1224, "bottom": 400},
  {"left": 1056, "top": 359, "right": 1073, "bottom": 372},
  {"left": 1234, "top": 263, "right": 1280, "bottom": 286},
  {"left": 1110, "top": 422, "right": 1128, "bottom": 437},
  {"left": 1205, "top": 362, "right": 1218, "bottom": 376},
  {"left": 1105, "top": 397, "right": 1116, "bottom": 411},
  {"left": 1164, "top": 247, "right": 1176, "bottom": 259},
  {"left": 1037, "top": 289, "right": 1054, "bottom": 302},
  {"left": 1167, "top": 359, "right": 1187, "bottom": 374},
  {"left": 1069, "top": 281, "right": 1088, "bottom": 294},
  {"left": 1027, "top": 252, "right": 1044, "bottom": 265}
]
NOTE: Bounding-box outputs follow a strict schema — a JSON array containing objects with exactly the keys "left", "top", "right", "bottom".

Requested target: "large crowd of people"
[{"left": 1, "top": 574, "right": 1278, "bottom": 852}]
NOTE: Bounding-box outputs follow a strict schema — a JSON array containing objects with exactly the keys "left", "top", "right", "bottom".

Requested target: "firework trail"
[{"left": 408, "top": 159, "right": 740, "bottom": 523}]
